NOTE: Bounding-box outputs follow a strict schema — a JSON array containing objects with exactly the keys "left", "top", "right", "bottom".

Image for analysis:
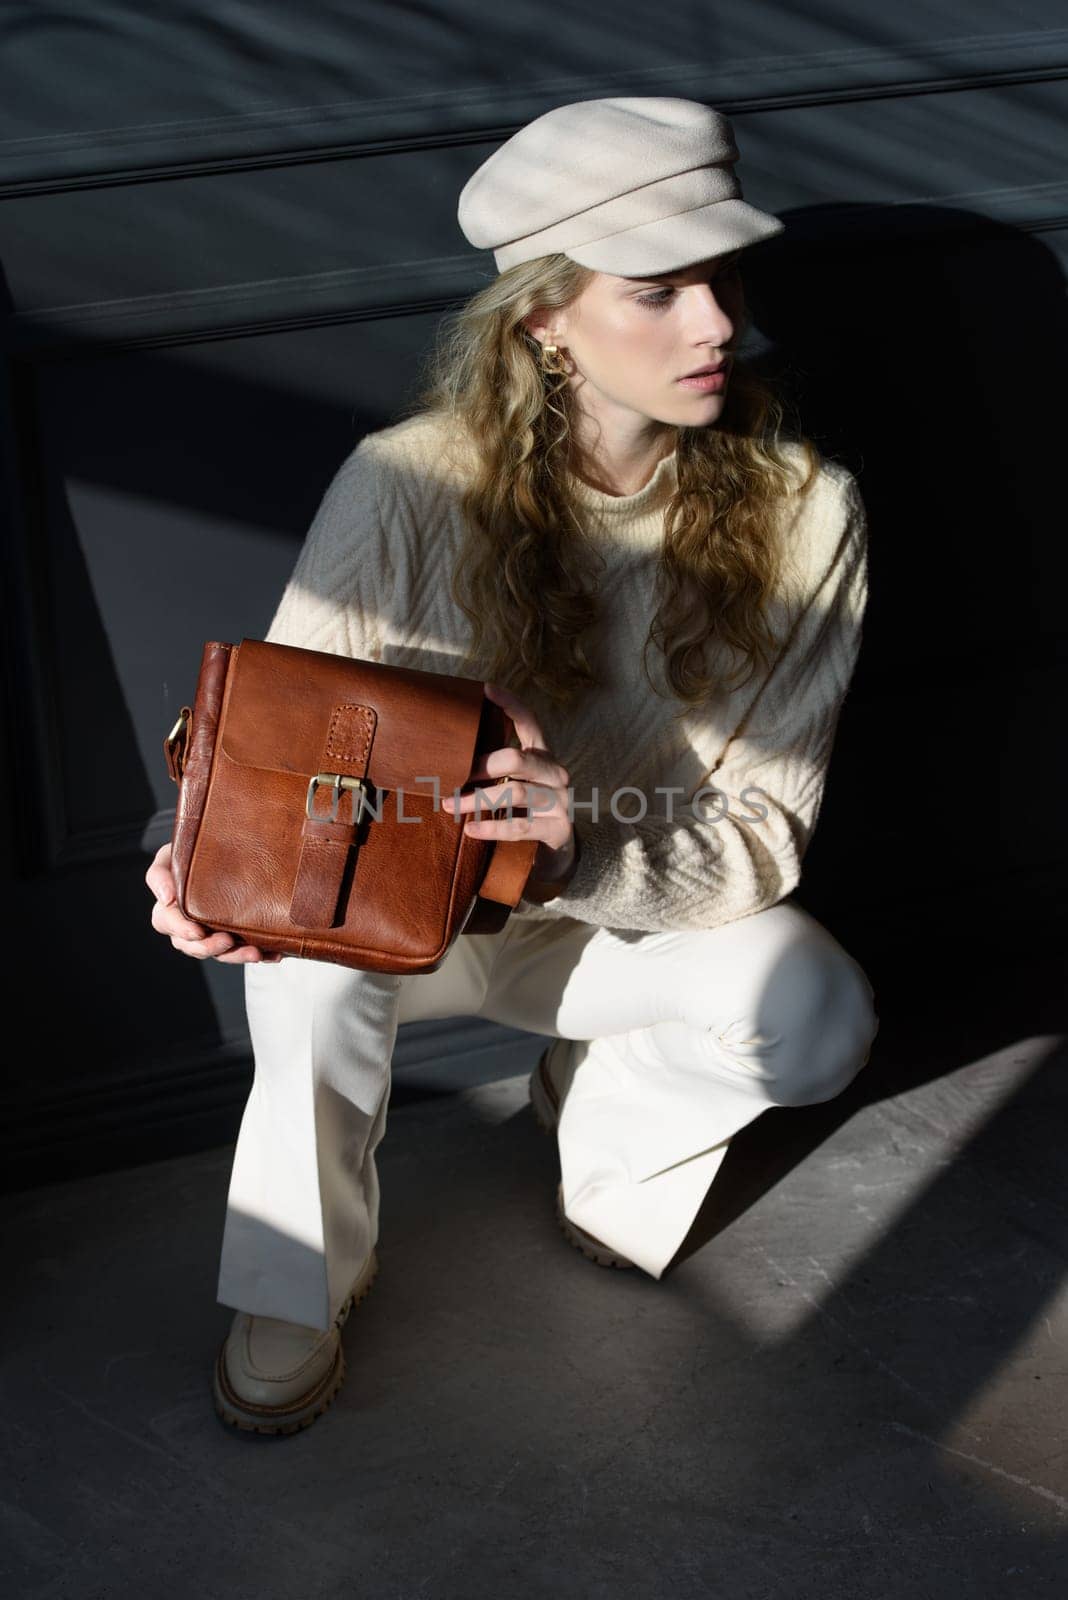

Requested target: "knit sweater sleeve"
[
  {"left": 263, "top": 437, "right": 388, "bottom": 661},
  {"left": 541, "top": 469, "right": 870, "bottom": 934}
]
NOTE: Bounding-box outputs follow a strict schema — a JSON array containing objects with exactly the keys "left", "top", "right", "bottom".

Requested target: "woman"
[{"left": 146, "top": 96, "right": 879, "bottom": 1435}]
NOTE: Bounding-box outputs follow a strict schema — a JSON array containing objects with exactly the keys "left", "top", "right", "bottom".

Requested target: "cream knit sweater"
[{"left": 264, "top": 411, "right": 868, "bottom": 935}]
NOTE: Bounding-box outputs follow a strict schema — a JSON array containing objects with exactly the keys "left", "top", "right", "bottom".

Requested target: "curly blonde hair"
[{"left": 400, "top": 252, "right": 821, "bottom": 722}]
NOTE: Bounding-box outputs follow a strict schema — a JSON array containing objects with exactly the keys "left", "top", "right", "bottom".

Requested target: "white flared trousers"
[{"left": 217, "top": 896, "right": 879, "bottom": 1331}]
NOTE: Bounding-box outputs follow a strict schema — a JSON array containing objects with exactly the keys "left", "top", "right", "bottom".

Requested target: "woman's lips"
[{"left": 677, "top": 369, "right": 727, "bottom": 391}]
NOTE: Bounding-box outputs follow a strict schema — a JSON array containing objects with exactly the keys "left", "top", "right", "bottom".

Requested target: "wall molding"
[
  {"left": 4, "top": 255, "right": 489, "bottom": 358},
  {"left": 1, "top": 30, "right": 1065, "bottom": 195},
  {"left": 49, "top": 804, "right": 175, "bottom": 870},
  {"left": 7, "top": 183, "right": 1067, "bottom": 361},
  {"left": 0, "top": 1013, "right": 540, "bottom": 1191}
]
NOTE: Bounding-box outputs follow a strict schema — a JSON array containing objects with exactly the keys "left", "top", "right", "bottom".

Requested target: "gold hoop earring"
[{"left": 540, "top": 341, "right": 570, "bottom": 377}]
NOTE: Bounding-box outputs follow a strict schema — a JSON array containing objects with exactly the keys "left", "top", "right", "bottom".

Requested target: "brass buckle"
[
  {"left": 305, "top": 772, "right": 370, "bottom": 824},
  {"left": 164, "top": 708, "right": 190, "bottom": 783}
]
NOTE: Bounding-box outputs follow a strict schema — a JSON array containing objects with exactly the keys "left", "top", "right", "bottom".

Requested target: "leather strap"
[
  {"left": 520, "top": 829, "right": 583, "bottom": 904},
  {"left": 288, "top": 703, "right": 376, "bottom": 928},
  {"left": 477, "top": 836, "right": 540, "bottom": 907}
]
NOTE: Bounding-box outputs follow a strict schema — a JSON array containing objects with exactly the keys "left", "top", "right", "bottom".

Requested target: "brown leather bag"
[{"left": 163, "top": 637, "right": 540, "bottom": 973}]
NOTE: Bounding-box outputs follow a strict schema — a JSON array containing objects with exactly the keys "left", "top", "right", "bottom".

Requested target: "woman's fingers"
[
  {"left": 164, "top": 916, "right": 280, "bottom": 963},
  {"left": 151, "top": 896, "right": 231, "bottom": 954},
  {"left": 168, "top": 929, "right": 238, "bottom": 960},
  {"left": 144, "top": 840, "right": 177, "bottom": 906},
  {"left": 148, "top": 857, "right": 281, "bottom": 962},
  {"left": 170, "top": 932, "right": 277, "bottom": 963},
  {"left": 474, "top": 748, "right": 570, "bottom": 790},
  {"left": 444, "top": 776, "right": 558, "bottom": 817},
  {"left": 452, "top": 686, "right": 574, "bottom": 856},
  {"left": 457, "top": 738, "right": 571, "bottom": 797},
  {"left": 150, "top": 894, "right": 211, "bottom": 943},
  {"left": 449, "top": 780, "right": 571, "bottom": 851},
  {"left": 483, "top": 681, "right": 549, "bottom": 761}
]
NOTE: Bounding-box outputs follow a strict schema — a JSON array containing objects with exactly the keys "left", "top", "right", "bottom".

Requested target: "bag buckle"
[
  {"left": 164, "top": 707, "right": 191, "bottom": 783},
  {"left": 305, "top": 772, "right": 370, "bottom": 824}
]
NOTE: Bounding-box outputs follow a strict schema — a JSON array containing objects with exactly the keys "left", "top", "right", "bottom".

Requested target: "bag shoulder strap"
[{"left": 477, "top": 837, "right": 539, "bottom": 907}]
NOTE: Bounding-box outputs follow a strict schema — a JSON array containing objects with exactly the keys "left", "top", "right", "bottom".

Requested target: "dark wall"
[{"left": 2, "top": 4, "right": 1065, "bottom": 1186}]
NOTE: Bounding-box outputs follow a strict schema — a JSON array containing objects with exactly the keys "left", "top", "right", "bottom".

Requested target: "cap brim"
[{"left": 564, "top": 199, "right": 784, "bottom": 276}]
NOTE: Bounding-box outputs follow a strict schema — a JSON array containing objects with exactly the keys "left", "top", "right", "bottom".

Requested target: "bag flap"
[{"left": 217, "top": 637, "right": 486, "bottom": 796}]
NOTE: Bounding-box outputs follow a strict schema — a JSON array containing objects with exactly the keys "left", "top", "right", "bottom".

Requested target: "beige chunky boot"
[
  {"left": 212, "top": 1248, "right": 379, "bottom": 1435},
  {"left": 529, "top": 1041, "right": 635, "bottom": 1271}
]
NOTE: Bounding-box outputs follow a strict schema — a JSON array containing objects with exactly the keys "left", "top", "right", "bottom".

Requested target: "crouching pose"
[{"left": 147, "top": 96, "right": 879, "bottom": 1436}]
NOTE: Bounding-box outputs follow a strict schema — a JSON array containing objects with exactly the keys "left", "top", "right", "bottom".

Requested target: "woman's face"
[{"left": 544, "top": 250, "right": 746, "bottom": 428}]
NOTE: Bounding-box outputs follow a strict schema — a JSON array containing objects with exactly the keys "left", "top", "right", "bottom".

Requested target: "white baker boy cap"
[{"left": 457, "top": 96, "right": 784, "bottom": 277}]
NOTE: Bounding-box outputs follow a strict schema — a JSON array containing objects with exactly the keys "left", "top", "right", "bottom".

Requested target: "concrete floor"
[{"left": 2, "top": 951, "right": 1066, "bottom": 1598}]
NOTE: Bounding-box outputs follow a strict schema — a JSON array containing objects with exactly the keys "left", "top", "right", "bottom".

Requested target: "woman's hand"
[
  {"left": 442, "top": 681, "right": 576, "bottom": 883},
  {"left": 145, "top": 841, "right": 282, "bottom": 963}
]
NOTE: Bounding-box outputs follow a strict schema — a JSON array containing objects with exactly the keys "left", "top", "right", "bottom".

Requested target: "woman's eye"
[{"left": 635, "top": 266, "right": 742, "bottom": 310}]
